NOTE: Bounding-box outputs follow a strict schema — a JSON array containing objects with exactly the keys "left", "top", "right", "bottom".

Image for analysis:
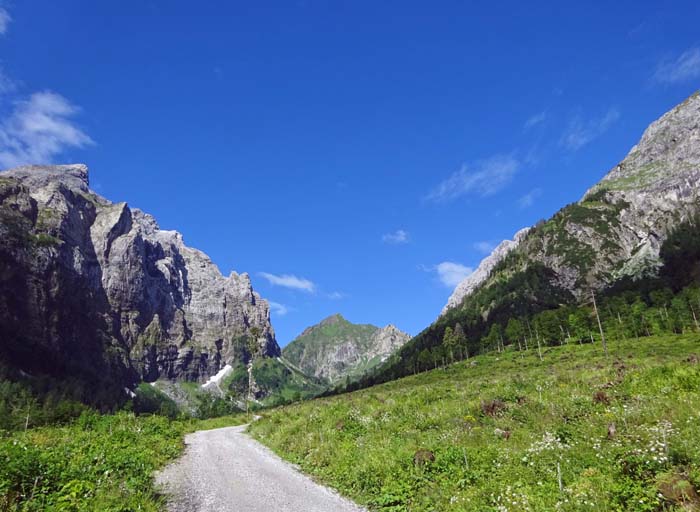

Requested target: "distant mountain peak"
[
  {"left": 283, "top": 314, "right": 410, "bottom": 383},
  {"left": 320, "top": 313, "right": 346, "bottom": 325}
]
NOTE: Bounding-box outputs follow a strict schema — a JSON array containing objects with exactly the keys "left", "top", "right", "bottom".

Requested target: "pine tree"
[
  {"left": 505, "top": 318, "right": 524, "bottom": 352},
  {"left": 443, "top": 326, "right": 456, "bottom": 364},
  {"left": 454, "top": 323, "right": 468, "bottom": 359}
]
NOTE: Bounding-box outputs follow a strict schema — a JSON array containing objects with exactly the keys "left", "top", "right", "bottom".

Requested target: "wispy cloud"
[
  {"left": 560, "top": 108, "right": 619, "bottom": 151},
  {"left": 473, "top": 241, "right": 495, "bottom": 254},
  {"left": 435, "top": 262, "right": 473, "bottom": 288},
  {"left": 0, "top": 7, "right": 11, "bottom": 35},
  {"left": 326, "top": 291, "right": 345, "bottom": 300},
  {"left": 268, "top": 301, "right": 289, "bottom": 316},
  {"left": 524, "top": 111, "right": 546, "bottom": 130},
  {"left": 653, "top": 47, "right": 700, "bottom": 84},
  {"left": 0, "top": 68, "right": 16, "bottom": 95},
  {"left": 382, "top": 229, "right": 409, "bottom": 244},
  {"left": 0, "top": 91, "right": 94, "bottom": 168},
  {"left": 425, "top": 155, "right": 519, "bottom": 203},
  {"left": 518, "top": 188, "right": 542, "bottom": 208},
  {"left": 258, "top": 272, "right": 316, "bottom": 293}
]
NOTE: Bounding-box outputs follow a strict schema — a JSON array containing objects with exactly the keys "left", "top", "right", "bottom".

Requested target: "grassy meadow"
[
  {"left": 249, "top": 334, "right": 700, "bottom": 511},
  {"left": 0, "top": 412, "right": 247, "bottom": 511},
  {"left": 2, "top": 334, "right": 699, "bottom": 511}
]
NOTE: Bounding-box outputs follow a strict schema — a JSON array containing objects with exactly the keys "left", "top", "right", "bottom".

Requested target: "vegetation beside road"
[{"left": 250, "top": 334, "right": 700, "bottom": 511}]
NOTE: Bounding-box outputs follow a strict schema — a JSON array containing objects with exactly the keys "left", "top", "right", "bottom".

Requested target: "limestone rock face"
[
  {"left": 442, "top": 92, "right": 700, "bottom": 314},
  {"left": 442, "top": 228, "right": 530, "bottom": 315},
  {"left": 282, "top": 314, "right": 411, "bottom": 383},
  {"left": 0, "top": 164, "right": 279, "bottom": 401}
]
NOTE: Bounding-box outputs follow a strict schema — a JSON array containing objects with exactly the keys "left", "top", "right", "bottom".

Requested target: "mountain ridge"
[{"left": 443, "top": 91, "right": 700, "bottom": 314}]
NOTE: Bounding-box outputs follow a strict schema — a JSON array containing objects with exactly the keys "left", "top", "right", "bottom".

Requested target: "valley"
[{"left": 1, "top": 51, "right": 700, "bottom": 512}]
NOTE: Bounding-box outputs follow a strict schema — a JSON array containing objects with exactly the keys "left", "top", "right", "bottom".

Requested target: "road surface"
[{"left": 155, "top": 424, "right": 367, "bottom": 512}]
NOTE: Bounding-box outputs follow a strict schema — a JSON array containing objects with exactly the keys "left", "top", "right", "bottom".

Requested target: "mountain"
[
  {"left": 446, "top": 91, "right": 700, "bottom": 312},
  {"left": 0, "top": 164, "right": 279, "bottom": 405},
  {"left": 282, "top": 313, "right": 411, "bottom": 383},
  {"left": 363, "top": 91, "right": 700, "bottom": 386}
]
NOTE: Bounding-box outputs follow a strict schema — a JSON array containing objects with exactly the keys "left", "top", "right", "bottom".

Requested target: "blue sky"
[{"left": 1, "top": 1, "right": 699, "bottom": 345}]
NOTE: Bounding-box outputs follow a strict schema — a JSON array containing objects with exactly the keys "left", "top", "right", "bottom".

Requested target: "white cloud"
[
  {"left": 0, "top": 8, "right": 11, "bottom": 35},
  {"left": 0, "top": 91, "right": 94, "bottom": 168},
  {"left": 435, "top": 262, "right": 473, "bottom": 288},
  {"left": 382, "top": 229, "right": 409, "bottom": 244},
  {"left": 524, "top": 111, "right": 546, "bottom": 130},
  {"left": 425, "top": 155, "right": 519, "bottom": 203},
  {"left": 560, "top": 108, "right": 619, "bottom": 151},
  {"left": 473, "top": 241, "right": 495, "bottom": 254},
  {"left": 518, "top": 188, "right": 542, "bottom": 208},
  {"left": 258, "top": 272, "right": 316, "bottom": 293},
  {"left": 268, "top": 301, "right": 289, "bottom": 316},
  {"left": 327, "top": 291, "right": 345, "bottom": 300},
  {"left": 654, "top": 47, "right": 700, "bottom": 84}
]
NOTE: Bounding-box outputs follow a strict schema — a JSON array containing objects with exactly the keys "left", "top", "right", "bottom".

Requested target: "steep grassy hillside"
[{"left": 250, "top": 334, "right": 700, "bottom": 511}]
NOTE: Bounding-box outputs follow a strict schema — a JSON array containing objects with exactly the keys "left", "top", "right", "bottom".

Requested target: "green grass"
[
  {"left": 253, "top": 358, "right": 327, "bottom": 406},
  {"left": 0, "top": 412, "right": 184, "bottom": 511},
  {"left": 0, "top": 411, "right": 248, "bottom": 511},
  {"left": 249, "top": 334, "right": 700, "bottom": 511}
]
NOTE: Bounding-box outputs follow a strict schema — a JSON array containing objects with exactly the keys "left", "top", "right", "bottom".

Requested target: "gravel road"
[{"left": 155, "top": 425, "right": 367, "bottom": 512}]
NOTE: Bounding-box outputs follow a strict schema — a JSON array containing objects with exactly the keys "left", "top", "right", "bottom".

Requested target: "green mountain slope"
[
  {"left": 360, "top": 91, "right": 700, "bottom": 388},
  {"left": 282, "top": 314, "right": 410, "bottom": 384}
]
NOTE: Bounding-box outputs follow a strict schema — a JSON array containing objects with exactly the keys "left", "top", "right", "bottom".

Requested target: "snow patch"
[{"left": 202, "top": 364, "right": 233, "bottom": 393}]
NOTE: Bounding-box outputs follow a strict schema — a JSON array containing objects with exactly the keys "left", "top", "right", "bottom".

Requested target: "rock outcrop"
[
  {"left": 0, "top": 164, "right": 279, "bottom": 403},
  {"left": 442, "top": 228, "right": 530, "bottom": 315},
  {"left": 282, "top": 314, "right": 410, "bottom": 383}
]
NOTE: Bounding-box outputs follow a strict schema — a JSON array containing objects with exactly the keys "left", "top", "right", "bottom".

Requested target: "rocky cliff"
[
  {"left": 0, "top": 164, "right": 279, "bottom": 403},
  {"left": 282, "top": 314, "right": 410, "bottom": 383}
]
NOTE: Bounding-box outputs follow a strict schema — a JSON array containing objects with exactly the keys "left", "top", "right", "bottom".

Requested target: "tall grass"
[
  {"left": 0, "top": 411, "right": 247, "bottom": 511},
  {"left": 250, "top": 334, "right": 700, "bottom": 511}
]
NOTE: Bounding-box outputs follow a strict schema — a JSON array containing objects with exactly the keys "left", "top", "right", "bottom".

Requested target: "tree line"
[
  {"left": 336, "top": 213, "right": 700, "bottom": 393},
  {"left": 406, "top": 283, "right": 700, "bottom": 374}
]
